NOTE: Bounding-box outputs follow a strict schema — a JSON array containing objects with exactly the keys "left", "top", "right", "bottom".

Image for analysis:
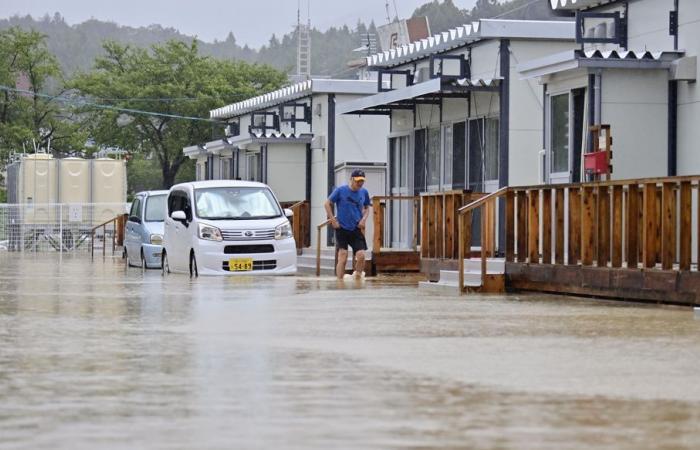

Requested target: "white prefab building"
[
  {"left": 336, "top": 19, "right": 576, "bottom": 249},
  {"left": 184, "top": 79, "right": 389, "bottom": 247},
  {"left": 520, "top": 0, "right": 699, "bottom": 182}
]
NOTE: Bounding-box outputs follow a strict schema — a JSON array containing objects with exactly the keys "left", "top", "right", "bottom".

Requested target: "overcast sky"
[{"left": 1, "top": 0, "right": 478, "bottom": 48}]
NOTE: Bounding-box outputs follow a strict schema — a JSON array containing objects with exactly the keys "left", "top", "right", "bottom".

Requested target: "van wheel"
[
  {"left": 189, "top": 252, "right": 198, "bottom": 278},
  {"left": 161, "top": 251, "right": 170, "bottom": 275},
  {"left": 125, "top": 249, "right": 133, "bottom": 267}
]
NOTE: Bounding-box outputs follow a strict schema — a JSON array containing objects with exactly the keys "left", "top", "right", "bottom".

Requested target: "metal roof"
[
  {"left": 210, "top": 79, "right": 379, "bottom": 120},
  {"left": 518, "top": 49, "right": 683, "bottom": 79},
  {"left": 366, "top": 19, "right": 575, "bottom": 69},
  {"left": 336, "top": 76, "right": 502, "bottom": 116},
  {"left": 549, "top": 0, "right": 615, "bottom": 10}
]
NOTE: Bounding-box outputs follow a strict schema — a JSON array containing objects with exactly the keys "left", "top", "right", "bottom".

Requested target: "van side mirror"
[
  {"left": 171, "top": 210, "right": 187, "bottom": 221},
  {"left": 128, "top": 215, "right": 141, "bottom": 224},
  {"left": 284, "top": 208, "right": 293, "bottom": 218}
]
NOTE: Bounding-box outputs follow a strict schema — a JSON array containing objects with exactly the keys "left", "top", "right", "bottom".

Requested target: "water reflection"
[{"left": 0, "top": 253, "right": 699, "bottom": 449}]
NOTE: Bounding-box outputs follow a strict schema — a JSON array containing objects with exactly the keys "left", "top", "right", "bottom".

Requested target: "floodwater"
[{"left": 1, "top": 254, "right": 700, "bottom": 449}]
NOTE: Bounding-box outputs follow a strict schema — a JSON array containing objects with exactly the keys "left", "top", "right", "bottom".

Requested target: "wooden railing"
[
  {"left": 371, "top": 195, "right": 420, "bottom": 255},
  {"left": 457, "top": 188, "right": 508, "bottom": 292},
  {"left": 90, "top": 213, "right": 127, "bottom": 260},
  {"left": 457, "top": 175, "right": 700, "bottom": 294},
  {"left": 421, "top": 190, "right": 489, "bottom": 259},
  {"left": 315, "top": 219, "right": 332, "bottom": 276},
  {"left": 287, "top": 200, "right": 311, "bottom": 250}
]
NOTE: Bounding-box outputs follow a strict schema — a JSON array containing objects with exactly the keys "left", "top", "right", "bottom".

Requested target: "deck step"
[
  {"left": 296, "top": 248, "right": 372, "bottom": 275},
  {"left": 419, "top": 258, "right": 506, "bottom": 291}
]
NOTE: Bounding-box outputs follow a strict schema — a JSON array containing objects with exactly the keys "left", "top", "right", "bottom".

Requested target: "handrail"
[
  {"left": 507, "top": 174, "right": 700, "bottom": 191},
  {"left": 457, "top": 187, "right": 510, "bottom": 294},
  {"left": 90, "top": 213, "right": 127, "bottom": 260},
  {"left": 288, "top": 200, "right": 310, "bottom": 250},
  {"left": 372, "top": 195, "right": 420, "bottom": 256},
  {"left": 315, "top": 219, "right": 332, "bottom": 276},
  {"left": 457, "top": 187, "right": 509, "bottom": 214}
]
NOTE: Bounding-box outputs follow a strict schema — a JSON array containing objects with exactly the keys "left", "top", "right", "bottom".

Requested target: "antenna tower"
[{"left": 296, "top": 0, "right": 311, "bottom": 81}]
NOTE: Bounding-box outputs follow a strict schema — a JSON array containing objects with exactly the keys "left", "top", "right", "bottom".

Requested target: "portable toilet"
[
  {"left": 91, "top": 158, "right": 127, "bottom": 224},
  {"left": 20, "top": 154, "right": 58, "bottom": 224},
  {"left": 58, "top": 157, "right": 90, "bottom": 223}
]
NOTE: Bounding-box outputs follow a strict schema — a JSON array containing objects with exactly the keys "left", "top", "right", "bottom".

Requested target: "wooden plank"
[
  {"left": 656, "top": 189, "right": 662, "bottom": 263},
  {"left": 555, "top": 189, "right": 565, "bottom": 264},
  {"left": 379, "top": 203, "right": 386, "bottom": 254},
  {"left": 581, "top": 186, "right": 595, "bottom": 266},
  {"left": 568, "top": 188, "right": 581, "bottom": 265},
  {"left": 463, "top": 210, "right": 472, "bottom": 260},
  {"left": 505, "top": 190, "right": 515, "bottom": 262},
  {"left": 517, "top": 191, "right": 528, "bottom": 263},
  {"left": 643, "top": 183, "right": 658, "bottom": 268},
  {"left": 612, "top": 186, "right": 623, "bottom": 268},
  {"left": 626, "top": 185, "right": 639, "bottom": 268},
  {"left": 412, "top": 199, "right": 419, "bottom": 250},
  {"left": 661, "top": 182, "right": 676, "bottom": 270},
  {"left": 638, "top": 187, "right": 645, "bottom": 264},
  {"left": 435, "top": 194, "right": 444, "bottom": 258},
  {"left": 445, "top": 194, "right": 455, "bottom": 259},
  {"left": 420, "top": 197, "right": 428, "bottom": 258},
  {"left": 372, "top": 197, "right": 382, "bottom": 254},
  {"left": 528, "top": 189, "right": 540, "bottom": 264},
  {"left": 679, "top": 182, "right": 691, "bottom": 270},
  {"left": 597, "top": 186, "right": 610, "bottom": 267},
  {"left": 542, "top": 189, "right": 552, "bottom": 264}
]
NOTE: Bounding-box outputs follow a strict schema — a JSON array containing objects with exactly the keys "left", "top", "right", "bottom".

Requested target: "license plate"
[{"left": 228, "top": 258, "right": 253, "bottom": 271}]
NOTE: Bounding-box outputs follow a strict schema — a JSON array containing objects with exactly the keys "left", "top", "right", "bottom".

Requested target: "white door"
[
  {"left": 165, "top": 190, "right": 191, "bottom": 272},
  {"left": 389, "top": 135, "right": 411, "bottom": 248},
  {"left": 548, "top": 89, "right": 586, "bottom": 184},
  {"left": 125, "top": 196, "right": 142, "bottom": 260}
]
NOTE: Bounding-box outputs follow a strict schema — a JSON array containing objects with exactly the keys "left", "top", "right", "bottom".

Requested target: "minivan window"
[
  {"left": 145, "top": 194, "right": 167, "bottom": 222},
  {"left": 129, "top": 197, "right": 142, "bottom": 220},
  {"left": 194, "top": 187, "right": 281, "bottom": 220}
]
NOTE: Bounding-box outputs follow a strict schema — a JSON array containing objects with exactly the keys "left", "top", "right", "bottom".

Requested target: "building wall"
[
  {"left": 509, "top": 40, "right": 578, "bottom": 186},
  {"left": 335, "top": 93, "right": 389, "bottom": 165},
  {"left": 676, "top": 1, "right": 700, "bottom": 175},
  {"left": 310, "top": 93, "right": 329, "bottom": 237},
  {"left": 266, "top": 143, "right": 307, "bottom": 203},
  {"left": 601, "top": 69, "right": 669, "bottom": 179}
]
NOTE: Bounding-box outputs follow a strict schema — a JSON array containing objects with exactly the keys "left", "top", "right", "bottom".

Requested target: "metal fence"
[{"left": 0, "top": 203, "right": 128, "bottom": 253}]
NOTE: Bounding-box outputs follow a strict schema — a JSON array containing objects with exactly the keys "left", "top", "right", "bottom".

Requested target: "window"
[
  {"left": 442, "top": 124, "right": 453, "bottom": 188},
  {"left": 452, "top": 121, "right": 466, "bottom": 188},
  {"left": 129, "top": 197, "right": 141, "bottom": 220},
  {"left": 467, "top": 117, "right": 499, "bottom": 191},
  {"left": 168, "top": 191, "right": 192, "bottom": 221},
  {"left": 484, "top": 118, "right": 499, "bottom": 181},
  {"left": 414, "top": 129, "right": 427, "bottom": 194},
  {"left": 194, "top": 187, "right": 281, "bottom": 220},
  {"left": 246, "top": 152, "right": 261, "bottom": 181},
  {"left": 551, "top": 93, "right": 570, "bottom": 174},
  {"left": 427, "top": 127, "right": 441, "bottom": 188},
  {"left": 145, "top": 195, "right": 166, "bottom": 222}
]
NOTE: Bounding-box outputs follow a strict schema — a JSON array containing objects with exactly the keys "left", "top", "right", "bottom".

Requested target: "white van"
[{"left": 162, "top": 180, "right": 297, "bottom": 276}]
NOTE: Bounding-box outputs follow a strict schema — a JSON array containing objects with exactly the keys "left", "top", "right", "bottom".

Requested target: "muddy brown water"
[{"left": 1, "top": 253, "right": 699, "bottom": 449}]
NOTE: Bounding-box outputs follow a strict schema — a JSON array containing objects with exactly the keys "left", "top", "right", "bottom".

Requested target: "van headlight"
[
  {"left": 150, "top": 234, "right": 163, "bottom": 245},
  {"left": 275, "top": 221, "right": 292, "bottom": 240},
  {"left": 198, "top": 223, "right": 223, "bottom": 241}
]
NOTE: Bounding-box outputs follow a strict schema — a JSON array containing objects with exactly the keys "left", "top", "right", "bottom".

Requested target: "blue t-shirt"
[{"left": 328, "top": 185, "right": 370, "bottom": 231}]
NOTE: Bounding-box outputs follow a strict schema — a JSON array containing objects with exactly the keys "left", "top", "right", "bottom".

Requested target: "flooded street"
[{"left": 1, "top": 253, "right": 700, "bottom": 449}]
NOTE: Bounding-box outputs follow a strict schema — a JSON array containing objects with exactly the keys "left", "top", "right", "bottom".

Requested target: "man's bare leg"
[
  {"left": 354, "top": 250, "right": 365, "bottom": 279},
  {"left": 336, "top": 248, "right": 348, "bottom": 279}
]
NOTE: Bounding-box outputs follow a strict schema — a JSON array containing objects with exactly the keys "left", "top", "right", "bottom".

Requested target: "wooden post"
[
  {"left": 581, "top": 186, "right": 595, "bottom": 266},
  {"left": 679, "top": 182, "right": 691, "bottom": 270},
  {"left": 555, "top": 189, "right": 565, "bottom": 265},
  {"left": 372, "top": 197, "right": 382, "bottom": 254},
  {"left": 463, "top": 211, "right": 472, "bottom": 259},
  {"left": 481, "top": 203, "right": 488, "bottom": 288},
  {"left": 568, "top": 188, "right": 581, "bottom": 265},
  {"left": 597, "top": 186, "right": 610, "bottom": 267},
  {"left": 458, "top": 213, "right": 464, "bottom": 295},
  {"left": 435, "top": 194, "right": 444, "bottom": 258},
  {"left": 517, "top": 191, "right": 528, "bottom": 263},
  {"left": 505, "top": 190, "right": 515, "bottom": 262},
  {"left": 661, "top": 182, "right": 676, "bottom": 270},
  {"left": 445, "top": 193, "right": 455, "bottom": 259},
  {"left": 612, "top": 186, "right": 623, "bottom": 268},
  {"left": 316, "top": 225, "right": 322, "bottom": 277},
  {"left": 643, "top": 183, "right": 658, "bottom": 268},
  {"left": 528, "top": 189, "right": 539, "bottom": 264},
  {"left": 542, "top": 189, "right": 552, "bottom": 264},
  {"left": 412, "top": 198, "right": 419, "bottom": 250},
  {"left": 421, "top": 196, "right": 429, "bottom": 258},
  {"left": 626, "top": 185, "right": 639, "bottom": 268}
]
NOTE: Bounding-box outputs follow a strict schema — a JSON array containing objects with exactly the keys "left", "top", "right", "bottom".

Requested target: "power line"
[{"left": 0, "top": 85, "right": 222, "bottom": 123}]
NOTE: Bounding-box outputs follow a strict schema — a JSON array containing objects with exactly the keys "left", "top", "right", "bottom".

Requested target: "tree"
[
  {"left": 70, "top": 39, "right": 287, "bottom": 188},
  {"left": 0, "top": 26, "right": 87, "bottom": 164}
]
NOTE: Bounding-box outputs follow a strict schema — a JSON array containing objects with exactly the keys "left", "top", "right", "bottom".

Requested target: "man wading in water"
[{"left": 324, "top": 169, "right": 371, "bottom": 280}]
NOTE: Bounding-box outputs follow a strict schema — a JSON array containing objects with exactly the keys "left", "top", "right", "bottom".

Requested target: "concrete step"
[
  {"left": 297, "top": 248, "right": 372, "bottom": 275},
  {"left": 463, "top": 257, "right": 505, "bottom": 273}
]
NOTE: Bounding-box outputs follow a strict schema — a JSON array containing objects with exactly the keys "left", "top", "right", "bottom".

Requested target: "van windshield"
[
  {"left": 194, "top": 187, "right": 282, "bottom": 220},
  {"left": 144, "top": 194, "right": 166, "bottom": 222}
]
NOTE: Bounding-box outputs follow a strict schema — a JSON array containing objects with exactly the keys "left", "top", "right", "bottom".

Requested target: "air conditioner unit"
[
  {"left": 671, "top": 56, "right": 697, "bottom": 82},
  {"left": 310, "top": 135, "right": 326, "bottom": 150}
]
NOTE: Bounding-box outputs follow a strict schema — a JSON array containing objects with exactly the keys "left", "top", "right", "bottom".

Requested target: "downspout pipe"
[
  {"left": 498, "top": 39, "right": 510, "bottom": 255},
  {"left": 327, "top": 94, "right": 336, "bottom": 246},
  {"left": 669, "top": 0, "right": 679, "bottom": 176}
]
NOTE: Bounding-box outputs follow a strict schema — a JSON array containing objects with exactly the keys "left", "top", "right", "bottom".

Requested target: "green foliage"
[
  {"left": 0, "top": 188, "right": 6, "bottom": 203},
  {"left": 0, "top": 26, "right": 88, "bottom": 163},
  {"left": 70, "top": 39, "right": 286, "bottom": 188}
]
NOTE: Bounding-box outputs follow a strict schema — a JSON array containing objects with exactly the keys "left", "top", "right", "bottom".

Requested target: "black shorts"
[{"left": 335, "top": 228, "right": 367, "bottom": 252}]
